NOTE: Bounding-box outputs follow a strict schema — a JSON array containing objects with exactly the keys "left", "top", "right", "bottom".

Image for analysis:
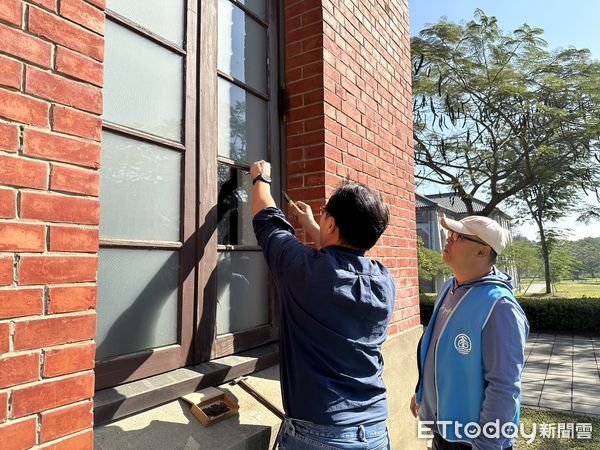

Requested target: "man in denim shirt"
[{"left": 250, "top": 160, "right": 396, "bottom": 450}]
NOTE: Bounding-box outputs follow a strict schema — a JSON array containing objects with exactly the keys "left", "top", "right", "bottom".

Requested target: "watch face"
[{"left": 262, "top": 174, "right": 272, "bottom": 183}]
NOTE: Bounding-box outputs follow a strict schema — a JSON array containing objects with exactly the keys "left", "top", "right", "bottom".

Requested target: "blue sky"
[{"left": 409, "top": 0, "right": 600, "bottom": 240}]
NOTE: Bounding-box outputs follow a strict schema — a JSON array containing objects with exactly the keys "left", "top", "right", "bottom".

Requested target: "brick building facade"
[{"left": 0, "top": 0, "right": 420, "bottom": 448}]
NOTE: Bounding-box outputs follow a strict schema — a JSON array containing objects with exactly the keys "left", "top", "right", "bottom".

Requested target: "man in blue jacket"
[
  {"left": 410, "top": 216, "right": 529, "bottom": 450},
  {"left": 250, "top": 160, "right": 396, "bottom": 449}
]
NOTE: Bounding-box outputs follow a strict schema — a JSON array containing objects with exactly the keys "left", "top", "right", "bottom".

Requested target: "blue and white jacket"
[{"left": 416, "top": 269, "right": 529, "bottom": 450}]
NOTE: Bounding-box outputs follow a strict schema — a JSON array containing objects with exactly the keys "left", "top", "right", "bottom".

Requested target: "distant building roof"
[
  {"left": 419, "top": 192, "right": 512, "bottom": 219},
  {"left": 415, "top": 193, "right": 438, "bottom": 208}
]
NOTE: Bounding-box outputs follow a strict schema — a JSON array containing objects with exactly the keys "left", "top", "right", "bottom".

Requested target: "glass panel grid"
[
  {"left": 218, "top": 78, "right": 268, "bottom": 165},
  {"left": 216, "top": 251, "right": 269, "bottom": 334},
  {"left": 218, "top": 0, "right": 267, "bottom": 93},
  {"left": 96, "top": 248, "right": 179, "bottom": 360},
  {"left": 104, "top": 20, "right": 183, "bottom": 142},
  {"left": 99, "top": 131, "right": 181, "bottom": 242},
  {"left": 106, "top": 0, "right": 185, "bottom": 46}
]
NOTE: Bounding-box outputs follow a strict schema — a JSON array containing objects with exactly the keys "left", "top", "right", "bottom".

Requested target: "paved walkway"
[{"left": 522, "top": 333, "right": 600, "bottom": 416}]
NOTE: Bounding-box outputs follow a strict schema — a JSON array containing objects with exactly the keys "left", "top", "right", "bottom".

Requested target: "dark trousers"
[{"left": 432, "top": 433, "right": 513, "bottom": 450}]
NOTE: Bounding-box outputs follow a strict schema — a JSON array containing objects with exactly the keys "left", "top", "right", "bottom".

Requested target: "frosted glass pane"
[
  {"left": 107, "top": 0, "right": 185, "bottom": 46},
  {"left": 217, "top": 165, "right": 256, "bottom": 246},
  {"left": 237, "top": 0, "right": 266, "bottom": 20},
  {"left": 100, "top": 132, "right": 181, "bottom": 242},
  {"left": 217, "top": 252, "right": 269, "bottom": 334},
  {"left": 104, "top": 21, "right": 183, "bottom": 142},
  {"left": 218, "top": 0, "right": 267, "bottom": 92},
  {"left": 96, "top": 249, "right": 179, "bottom": 359},
  {"left": 218, "top": 78, "right": 267, "bottom": 164}
]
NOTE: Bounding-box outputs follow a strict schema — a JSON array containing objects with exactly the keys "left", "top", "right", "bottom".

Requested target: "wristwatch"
[{"left": 252, "top": 173, "right": 272, "bottom": 185}]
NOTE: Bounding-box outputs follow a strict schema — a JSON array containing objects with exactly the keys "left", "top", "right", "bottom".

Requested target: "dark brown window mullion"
[
  {"left": 180, "top": 0, "right": 200, "bottom": 367},
  {"left": 95, "top": 1, "right": 198, "bottom": 389},
  {"left": 195, "top": 0, "right": 220, "bottom": 363}
]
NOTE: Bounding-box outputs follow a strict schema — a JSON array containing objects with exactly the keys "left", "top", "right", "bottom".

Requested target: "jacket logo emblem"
[{"left": 454, "top": 333, "right": 472, "bottom": 355}]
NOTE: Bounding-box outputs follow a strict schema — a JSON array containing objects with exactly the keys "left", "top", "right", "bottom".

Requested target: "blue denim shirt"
[{"left": 253, "top": 207, "right": 396, "bottom": 426}]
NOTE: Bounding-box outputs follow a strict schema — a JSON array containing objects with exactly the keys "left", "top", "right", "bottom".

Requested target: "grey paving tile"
[
  {"left": 538, "top": 398, "right": 572, "bottom": 411},
  {"left": 521, "top": 394, "right": 540, "bottom": 407},
  {"left": 573, "top": 384, "right": 600, "bottom": 395},
  {"left": 572, "top": 357, "right": 597, "bottom": 364},
  {"left": 572, "top": 368, "right": 600, "bottom": 379},
  {"left": 572, "top": 403, "right": 600, "bottom": 416},
  {"left": 547, "top": 363, "right": 572, "bottom": 370},
  {"left": 522, "top": 373, "right": 546, "bottom": 383},
  {"left": 540, "top": 387, "right": 571, "bottom": 399},
  {"left": 525, "top": 362, "right": 551, "bottom": 374},
  {"left": 573, "top": 346, "right": 596, "bottom": 352},
  {"left": 572, "top": 395, "right": 600, "bottom": 406},
  {"left": 521, "top": 383, "right": 544, "bottom": 396},
  {"left": 540, "top": 390, "right": 571, "bottom": 402},
  {"left": 526, "top": 354, "right": 551, "bottom": 362},
  {"left": 542, "top": 374, "right": 571, "bottom": 382}
]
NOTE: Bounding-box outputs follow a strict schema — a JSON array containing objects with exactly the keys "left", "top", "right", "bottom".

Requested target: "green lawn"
[
  {"left": 554, "top": 281, "right": 600, "bottom": 298},
  {"left": 518, "top": 279, "right": 600, "bottom": 298},
  {"left": 517, "top": 407, "right": 600, "bottom": 449}
]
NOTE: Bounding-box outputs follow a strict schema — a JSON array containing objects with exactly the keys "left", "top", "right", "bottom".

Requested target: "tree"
[
  {"left": 572, "top": 237, "right": 600, "bottom": 278},
  {"left": 417, "top": 236, "right": 450, "bottom": 282},
  {"left": 508, "top": 171, "right": 581, "bottom": 292},
  {"left": 499, "top": 237, "right": 540, "bottom": 286},
  {"left": 412, "top": 10, "right": 600, "bottom": 217},
  {"left": 550, "top": 239, "right": 579, "bottom": 283}
]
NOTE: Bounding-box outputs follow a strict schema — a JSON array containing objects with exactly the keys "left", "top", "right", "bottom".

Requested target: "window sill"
[{"left": 94, "top": 343, "right": 279, "bottom": 426}]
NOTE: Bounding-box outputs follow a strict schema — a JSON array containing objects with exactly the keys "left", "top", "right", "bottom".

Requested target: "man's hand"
[
  {"left": 289, "top": 201, "right": 317, "bottom": 229},
  {"left": 250, "top": 160, "right": 271, "bottom": 181},
  {"left": 250, "top": 160, "right": 275, "bottom": 215},
  {"left": 410, "top": 394, "right": 420, "bottom": 418},
  {"left": 289, "top": 201, "right": 321, "bottom": 247}
]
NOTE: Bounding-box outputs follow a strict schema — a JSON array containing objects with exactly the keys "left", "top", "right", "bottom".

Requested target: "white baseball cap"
[{"left": 440, "top": 215, "right": 508, "bottom": 255}]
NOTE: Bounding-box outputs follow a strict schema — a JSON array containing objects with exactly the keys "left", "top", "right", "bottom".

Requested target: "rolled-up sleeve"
[{"left": 252, "top": 207, "right": 312, "bottom": 282}]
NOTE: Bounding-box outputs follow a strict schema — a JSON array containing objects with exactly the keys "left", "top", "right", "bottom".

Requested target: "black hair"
[{"left": 324, "top": 182, "right": 389, "bottom": 250}]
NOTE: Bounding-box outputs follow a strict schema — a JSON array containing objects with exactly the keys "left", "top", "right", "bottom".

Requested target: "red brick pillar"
[
  {"left": 0, "top": 0, "right": 104, "bottom": 448},
  {"left": 284, "top": 0, "right": 419, "bottom": 334}
]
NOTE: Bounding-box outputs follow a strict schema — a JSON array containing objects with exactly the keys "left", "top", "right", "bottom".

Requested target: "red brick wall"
[
  {"left": 284, "top": 0, "right": 419, "bottom": 335},
  {"left": 0, "top": 0, "right": 102, "bottom": 447}
]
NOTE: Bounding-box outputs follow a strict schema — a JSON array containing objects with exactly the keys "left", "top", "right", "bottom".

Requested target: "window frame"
[
  {"left": 96, "top": 0, "right": 283, "bottom": 389},
  {"left": 196, "top": 0, "right": 281, "bottom": 361},
  {"left": 95, "top": 2, "right": 198, "bottom": 390}
]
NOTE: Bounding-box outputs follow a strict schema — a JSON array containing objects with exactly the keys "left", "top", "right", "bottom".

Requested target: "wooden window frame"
[
  {"left": 96, "top": 0, "right": 283, "bottom": 390},
  {"left": 196, "top": 0, "right": 282, "bottom": 361},
  {"left": 95, "top": 2, "right": 198, "bottom": 390}
]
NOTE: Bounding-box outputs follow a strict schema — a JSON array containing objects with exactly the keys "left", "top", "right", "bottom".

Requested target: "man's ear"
[
  {"left": 325, "top": 214, "right": 335, "bottom": 232},
  {"left": 478, "top": 246, "right": 492, "bottom": 257}
]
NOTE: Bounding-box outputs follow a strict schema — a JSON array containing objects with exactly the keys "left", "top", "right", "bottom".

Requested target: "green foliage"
[
  {"left": 499, "top": 238, "right": 540, "bottom": 279},
  {"left": 417, "top": 236, "right": 450, "bottom": 281},
  {"left": 419, "top": 294, "right": 600, "bottom": 333},
  {"left": 550, "top": 240, "right": 581, "bottom": 283},
  {"left": 571, "top": 237, "right": 600, "bottom": 278},
  {"left": 412, "top": 10, "right": 600, "bottom": 216}
]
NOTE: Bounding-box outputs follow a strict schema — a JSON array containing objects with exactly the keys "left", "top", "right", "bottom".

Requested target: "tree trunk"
[{"left": 536, "top": 218, "right": 552, "bottom": 294}]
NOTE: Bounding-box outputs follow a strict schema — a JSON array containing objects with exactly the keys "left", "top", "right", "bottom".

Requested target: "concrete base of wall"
[
  {"left": 383, "top": 325, "right": 427, "bottom": 450},
  {"left": 95, "top": 326, "right": 425, "bottom": 449}
]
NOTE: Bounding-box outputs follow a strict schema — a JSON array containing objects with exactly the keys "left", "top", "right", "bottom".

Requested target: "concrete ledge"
[
  {"left": 94, "top": 344, "right": 279, "bottom": 425},
  {"left": 95, "top": 365, "right": 283, "bottom": 450}
]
